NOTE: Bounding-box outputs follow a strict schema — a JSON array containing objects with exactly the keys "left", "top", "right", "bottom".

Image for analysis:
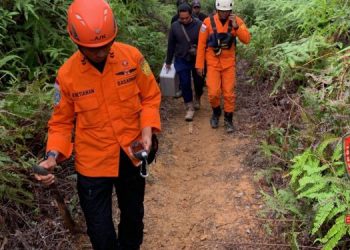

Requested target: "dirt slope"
[
  {"left": 72, "top": 62, "right": 289, "bottom": 250},
  {"left": 142, "top": 68, "right": 277, "bottom": 249}
]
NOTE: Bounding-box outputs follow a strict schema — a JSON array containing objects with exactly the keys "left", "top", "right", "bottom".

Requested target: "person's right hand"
[
  {"left": 34, "top": 158, "right": 57, "bottom": 186},
  {"left": 165, "top": 64, "right": 171, "bottom": 73},
  {"left": 196, "top": 68, "right": 204, "bottom": 77},
  {"left": 229, "top": 14, "right": 239, "bottom": 29}
]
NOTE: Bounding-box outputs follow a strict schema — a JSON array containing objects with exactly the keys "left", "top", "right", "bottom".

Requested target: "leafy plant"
[
  {"left": 0, "top": 152, "right": 33, "bottom": 207},
  {"left": 236, "top": 0, "right": 350, "bottom": 248},
  {"left": 289, "top": 140, "right": 350, "bottom": 249},
  {"left": 0, "top": 0, "right": 171, "bottom": 218}
]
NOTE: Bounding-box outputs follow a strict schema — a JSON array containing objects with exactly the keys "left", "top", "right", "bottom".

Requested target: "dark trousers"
[
  {"left": 174, "top": 57, "right": 204, "bottom": 103},
  {"left": 192, "top": 67, "right": 204, "bottom": 98},
  {"left": 77, "top": 150, "right": 145, "bottom": 250}
]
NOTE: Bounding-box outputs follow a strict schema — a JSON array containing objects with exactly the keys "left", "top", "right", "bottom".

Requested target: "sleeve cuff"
[
  {"left": 46, "top": 134, "right": 73, "bottom": 161},
  {"left": 140, "top": 108, "right": 161, "bottom": 132}
]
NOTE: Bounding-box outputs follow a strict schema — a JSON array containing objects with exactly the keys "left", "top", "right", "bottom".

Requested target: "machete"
[{"left": 33, "top": 165, "right": 79, "bottom": 234}]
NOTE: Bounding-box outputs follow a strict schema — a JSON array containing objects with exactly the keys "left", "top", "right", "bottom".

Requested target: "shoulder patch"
[
  {"left": 140, "top": 58, "right": 152, "bottom": 76},
  {"left": 54, "top": 80, "right": 61, "bottom": 106},
  {"left": 200, "top": 24, "right": 207, "bottom": 32}
]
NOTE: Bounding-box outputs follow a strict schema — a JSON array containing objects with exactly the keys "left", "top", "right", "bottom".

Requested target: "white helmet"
[{"left": 215, "top": 0, "right": 234, "bottom": 10}]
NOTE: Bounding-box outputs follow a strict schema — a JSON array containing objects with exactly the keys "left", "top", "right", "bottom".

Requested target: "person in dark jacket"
[
  {"left": 191, "top": 0, "right": 207, "bottom": 21},
  {"left": 165, "top": 3, "right": 204, "bottom": 121},
  {"left": 170, "top": 0, "right": 189, "bottom": 98},
  {"left": 171, "top": 0, "right": 189, "bottom": 24}
]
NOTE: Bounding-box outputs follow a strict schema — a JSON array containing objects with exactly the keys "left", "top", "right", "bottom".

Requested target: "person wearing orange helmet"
[
  {"left": 196, "top": 0, "right": 250, "bottom": 133},
  {"left": 34, "top": 0, "right": 161, "bottom": 249}
]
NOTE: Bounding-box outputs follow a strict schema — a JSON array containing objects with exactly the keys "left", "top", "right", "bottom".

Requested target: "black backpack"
[{"left": 207, "top": 15, "right": 236, "bottom": 55}]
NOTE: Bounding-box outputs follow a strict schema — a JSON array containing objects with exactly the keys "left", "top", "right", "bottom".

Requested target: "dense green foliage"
[
  {"left": 0, "top": 0, "right": 172, "bottom": 213},
  {"left": 0, "top": 0, "right": 71, "bottom": 210},
  {"left": 3, "top": 0, "right": 349, "bottom": 248},
  {"left": 237, "top": 0, "right": 350, "bottom": 248}
]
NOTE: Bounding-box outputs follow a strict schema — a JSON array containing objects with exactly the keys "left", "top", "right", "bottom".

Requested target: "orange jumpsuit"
[
  {"left": 46, "top": 42, "right": 161, "bottom": 177},
  {"left": 195, "top": 14, "right": 250, "bottom": 112}
]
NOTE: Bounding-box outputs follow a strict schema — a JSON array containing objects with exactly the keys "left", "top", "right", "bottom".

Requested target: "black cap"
[{"left": 192, "top": 0, "right": 201, "bottom": 7}]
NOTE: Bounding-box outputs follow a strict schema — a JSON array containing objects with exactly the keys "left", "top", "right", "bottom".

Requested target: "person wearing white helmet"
[
  {"left": 216, "top": 0, "right": 234, "bottom": 10},
  {"left": 195, "top": 0, "right": 250, "bottom": 133}
]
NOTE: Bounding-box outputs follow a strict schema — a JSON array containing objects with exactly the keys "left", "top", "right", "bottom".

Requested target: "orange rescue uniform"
[
  {"left": 47, "top": 42, "right": 161, "bottom": 177},
  {"left": 195, "top": 14, "right": 250, "bottom": 112}
]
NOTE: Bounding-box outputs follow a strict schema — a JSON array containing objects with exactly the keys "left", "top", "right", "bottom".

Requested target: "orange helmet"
[{"left": 67, "top": 0, "right": 117, "bottom": 48}]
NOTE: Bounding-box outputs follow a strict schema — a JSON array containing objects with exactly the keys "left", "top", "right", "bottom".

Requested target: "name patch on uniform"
[
  {"left": 117, "top": 76, "right": 136, "bottom": 86},
  {"left": 200, "top": 24, "right": 207, "bottom": 32},
  {"left": 54, "top": 80, "right": 61, "bottom": 106},
  {"left": 115, "top": 68, "right": 137, "bottom": 76},
  {"left": 72, "top": 89, "right": 95, "bottom": 98}
]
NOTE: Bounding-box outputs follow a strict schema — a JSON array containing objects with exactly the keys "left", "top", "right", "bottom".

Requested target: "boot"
[
  {"left": 194, "top": 95, "right": 201, "bottom": 110},
  {"left": 185, "top": 102, "right": 195, "bottom": 121},
  {"left": 224, "top": 112, "right": 234, "bottom": 133},
  {"left": 210, "top": 106, "right": 221, "bottom": 128}
]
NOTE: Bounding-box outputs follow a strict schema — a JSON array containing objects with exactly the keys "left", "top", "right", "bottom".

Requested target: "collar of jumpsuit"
[
  {"left": 78, "top": 43, "right": 118, "bottom": 73},
  {"left": 79, "top": 40, "right": 114, "bottom": 66},
  {"left": 47, "top": 42, "right": 161, "bottom": 177}
]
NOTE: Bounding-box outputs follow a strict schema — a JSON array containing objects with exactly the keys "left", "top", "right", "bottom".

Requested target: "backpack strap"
[
  {"left": 210, "top": 15, "right": 236, "bottom": 47},
  {"left": 209, "top": 14, "right": 219, "bottom": 49},
  {"left": 209, "top": 15, "right": 217, "bottom": 35}
]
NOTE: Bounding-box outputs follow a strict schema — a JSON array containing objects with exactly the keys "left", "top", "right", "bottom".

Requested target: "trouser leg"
[
  {"left": 206, "top": 66, "right": 222, "bottom": 108},
  {"left": 116, "top": 150, "right": 146, "bottom": 250},
  {"left": 177, "top": 69, "right": 193, "bottom": 104},
  {"left": 221, "top": 66, "right": 236, "bottom": 113},
  {"left": 77, "top": 174, "right": 118, "bottom": 250},
  {"left": 192, "top": 67, "right": 204, "bottom": 98}
]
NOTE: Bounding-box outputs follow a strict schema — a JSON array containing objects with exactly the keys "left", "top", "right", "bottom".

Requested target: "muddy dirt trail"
[{"left": 141, "top": 64, "right": 277, "bottom": 250}]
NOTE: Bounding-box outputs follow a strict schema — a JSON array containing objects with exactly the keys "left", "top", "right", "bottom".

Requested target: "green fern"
[
  {"left": 290, "top": 148, "right": 312, "bottom": 185},
  {"left": 0, "top": 153, "right": 33, "bottom": 207},
  {"left": 326, "top": 202, "right": 347, "bottom": 222},
  {"left": 262, "top": 186, "right": 303, "bottom": 217},
  {"left": 238, "top": 0, "right": 350, "bottom": 248},
  {"left": 290, "top": 221, "right": 300, "bottom": 250},
  {"left": 315, "top": 136, "right": 339, "bottom": 159},
  {"left": 297, "top": 181, "right": 327, "bottom": 200},
  {"left": 311, "top": 202, "right": 335, "bottom": 235},
  {"left": 318, "top": 216, "right": 348, "bottom": 250},
  {"left": 297, "top": 175, "right": 324, "bottom": 192}
]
